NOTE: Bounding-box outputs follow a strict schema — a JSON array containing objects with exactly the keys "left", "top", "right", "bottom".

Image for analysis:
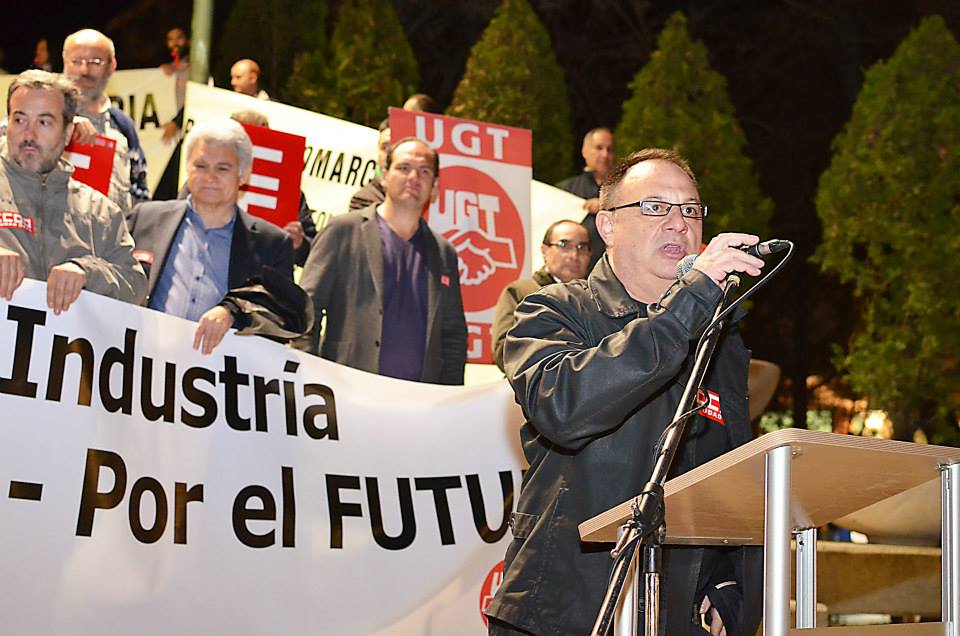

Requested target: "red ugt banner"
[
  {"left": 390, "top": 108, "right": 532, "bottom": 364},
  {"left": 238, "top": 123, "right": 306, "bottom": 228},
  {"left": 64, "top": 135, "right": 116, "bottom": 197}
]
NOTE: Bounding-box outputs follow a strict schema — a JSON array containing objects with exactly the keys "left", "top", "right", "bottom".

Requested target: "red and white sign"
[
  {"left": 479, "top": 561, "right": 505, "bottom": 626},
  {"left": 238, "top": 123, "right": 306, "bottom": 228},
  {"left": 702, "top": 389, "right": 725, "bottom": 425},
  {"left": 64, "top": 135, "right": 116, "bottom": 197},
  {"left": 390, "top": 109, "right": 532, "bottom": 364},
  {"left": 0, "top": 210, "right": 34, "bottom": 233}
]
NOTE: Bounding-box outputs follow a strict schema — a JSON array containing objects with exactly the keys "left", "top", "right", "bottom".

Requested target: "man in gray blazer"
[{"left": 298, "top": 137, "right": 467, "bottom": 385}]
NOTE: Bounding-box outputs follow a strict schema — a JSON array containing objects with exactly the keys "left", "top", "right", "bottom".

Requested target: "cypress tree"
[
  {"left": 216, "top": 0, "right": 327, "bottom": 97},
  {"left": 285, "top": 0, "right": 418, "bottom": 125},
  {"left": 814, "top": 15, "right": 960, "bottom": 442},
  {"left": 616, "top": 12, "right": 773, "bottom": 237},
  {"left": 447, "top": 0, "right": 574, "bottom": 184}
]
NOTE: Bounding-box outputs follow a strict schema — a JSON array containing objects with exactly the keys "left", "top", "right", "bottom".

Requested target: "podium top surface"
[{"left": 579, "top": 428, "right": 960, "bottom": 544}]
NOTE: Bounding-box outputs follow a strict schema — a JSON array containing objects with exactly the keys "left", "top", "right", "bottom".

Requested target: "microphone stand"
[{"left": 590, "top": 275, "right": 742, "bottom": 636}]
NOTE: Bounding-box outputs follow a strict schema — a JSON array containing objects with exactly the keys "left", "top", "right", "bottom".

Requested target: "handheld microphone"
[
  {"left": 739, "top": 239, "right": 790, "bottom": 258},
  {"left": 676, "top": 239, "right": 791, "bottom": 278}
]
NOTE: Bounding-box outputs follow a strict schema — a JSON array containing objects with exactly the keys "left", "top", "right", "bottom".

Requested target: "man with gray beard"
[{"left": 62, "top": 28, "right": 149, "bottom": 211}]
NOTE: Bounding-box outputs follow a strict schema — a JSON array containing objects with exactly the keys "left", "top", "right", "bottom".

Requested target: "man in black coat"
[
  {"left": 556, "top": 127, "right": 616, "bottom": 271},
  {"left": 127, "top": 118, "right": 296, "bottom": 354},
  {"left": 486, "top": 149, "right": 765, "bottom": 636}
]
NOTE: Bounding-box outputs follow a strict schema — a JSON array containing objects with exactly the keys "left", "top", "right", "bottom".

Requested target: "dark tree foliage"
[
  {"left": 447, "top": 0, "right": 574, "bottom": 184},
  {"left": 285, "top": 0, "right": 417, "bottom": 126},
  {"left": 814, "top": 15, "right": 960, "bottom": 443},
  {"left": 615, "top": 12, "right": 773, "bottom": 239},
  {"left": 215, "top": 0, "right": 327, "bottom": 97}
]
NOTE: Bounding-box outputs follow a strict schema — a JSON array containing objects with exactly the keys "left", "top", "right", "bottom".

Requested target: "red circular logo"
[
  {"left": 478, "top": 560, "right": 505, "bottom": 626},
  {"left": 425, "top": 166, "right": 526, "bottom": 313}
]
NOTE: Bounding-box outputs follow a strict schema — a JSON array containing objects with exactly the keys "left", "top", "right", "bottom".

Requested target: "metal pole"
[
  {"left": 189, "top": 0, "right": 214, "bottom": 84},
  {"left": 613, "top": 526, "right": 640, "bottom": 636},
  {"left": 943, "top": 463, "right": 960, "bottom": 636},
  {"left": 764, "top": 445, "right": 792, "bottom": 636},
  {"left": 795, "top": 527, "right": 817, "bottom": 628}
]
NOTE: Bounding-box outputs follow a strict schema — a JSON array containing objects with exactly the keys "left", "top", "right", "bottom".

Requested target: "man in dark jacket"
[
  {"left": 556, "top": 127, "right": 616, "bottom": 271},
  {"left": 128, "top": 118, "right": 297, "bottom": 354},
  {"left": 298, "top": 137, "right": 467, "bottom": 385},
  {"left": 491, "top": 219, "right": 591, "bottom": 372},
  {"left": 486, "top": 148, "right": 765, "bottom": 635}
]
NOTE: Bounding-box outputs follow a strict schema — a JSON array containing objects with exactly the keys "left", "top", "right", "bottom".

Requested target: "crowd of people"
[{"left": 0, "top": 26, "right": 769, "bottom": 636}]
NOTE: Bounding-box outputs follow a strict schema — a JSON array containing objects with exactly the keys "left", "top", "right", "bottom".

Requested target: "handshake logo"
[{"left": 447, "top": 228, "right": 518, "bottom": 287}]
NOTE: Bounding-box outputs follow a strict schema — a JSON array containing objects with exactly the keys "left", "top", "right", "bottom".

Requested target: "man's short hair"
[
  {"left": 542, "top": 219, "right": 584, "bottom": 245},
  {"left": 599, "top": 148, "right": 698, "bottom": 210},
  {"left": 384, "top": 137, "right": 439, "bottom": 176},
  {"left": 403, "top": 93, "right": 439, "bottom": 113},
  {"left": 582, "top": 127, "right": 613, "bottom": 147},
  {"left": 184, "top": 118, "right": 254, "bottom": 174},
  {"left": 230, "top": 110, "right": 270, "bottom": 128},
  {"left": 7, "top": 70, "right": 79, "bottom": 127},
  {"left": 63, "top": 28, "right": 116, "bottom": 60}
]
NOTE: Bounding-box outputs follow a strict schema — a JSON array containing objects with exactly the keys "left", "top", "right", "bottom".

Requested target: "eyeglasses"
[
  {"left": 67, "top": 57, "right": 107, "bottom": 68},
  {"left": 605, "top": 199, "right": 708, "bottom": 219},
  {"left": 544, "top": 239, "right": 591, "bottom": 253}
]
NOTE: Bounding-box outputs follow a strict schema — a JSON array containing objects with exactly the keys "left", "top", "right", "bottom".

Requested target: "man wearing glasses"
[
  {"left": 486, "top": 149, "right": 764, "bottom": 636},
  {"left": 491, "top": 219, "right": 590, "bottom": 372},
  {"left": 62, "top": 29, "right": 149, "bottom": 212}
]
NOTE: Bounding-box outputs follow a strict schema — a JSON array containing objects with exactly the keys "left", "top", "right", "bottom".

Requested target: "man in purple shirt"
[{"left": 298, "top": 138, "right": 467, "bottom": 384}]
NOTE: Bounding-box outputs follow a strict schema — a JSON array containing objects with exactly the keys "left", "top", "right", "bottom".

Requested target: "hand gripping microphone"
[{"left": 676, "top": 239, "right": 790, "bottom": 278}]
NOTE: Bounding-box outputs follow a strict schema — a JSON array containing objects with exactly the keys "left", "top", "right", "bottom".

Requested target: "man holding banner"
[
  {"left": 127, "top": 118, "right": 298, "bottom": 354},
  {"left": 486, "top": 149, "right": 764, "bottom": 635},
  {"left": 299, "top": 137, "right": 467, "bottom": 384},
  {"left": 0, "top": 70, "right": 147, "bottom": 313}
]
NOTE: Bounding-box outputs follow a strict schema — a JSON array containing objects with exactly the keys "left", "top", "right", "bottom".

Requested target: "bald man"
[
  {"left": 230, "top": 59, "right": 270, "bottom": 100},
  {"left": 62, "top": 28, "right": 149, "bottom": 211}
]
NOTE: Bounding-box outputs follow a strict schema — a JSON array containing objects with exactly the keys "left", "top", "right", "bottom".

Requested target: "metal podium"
[{"left": 579, "top": 428, "right": 960, "bottom": 635}]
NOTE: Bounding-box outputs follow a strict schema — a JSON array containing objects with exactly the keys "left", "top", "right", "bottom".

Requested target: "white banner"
[
  {"left": 0, "top": 68, "right": 178, "bottom": 195},
  {"left": 0, "top": 281, "right": 525, "bottom": 635}
]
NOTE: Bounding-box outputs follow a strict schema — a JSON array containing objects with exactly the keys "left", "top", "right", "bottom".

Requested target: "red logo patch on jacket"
[
  {"left": 0, "top": 210, "right": 34, "bottom": 233},
  {"left": 440, "top": 274, "right": 450, "bottom": 287},
  {"left": 701, "top": 389, "right": 725, "bottom": 425},
  {"left": 132, "top": 250, "right": 154, "bottom": 265}
]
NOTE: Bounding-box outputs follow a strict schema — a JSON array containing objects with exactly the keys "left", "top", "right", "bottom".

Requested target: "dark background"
[{"left": 3, "top": 0, "right": 959, "bottom": 420}]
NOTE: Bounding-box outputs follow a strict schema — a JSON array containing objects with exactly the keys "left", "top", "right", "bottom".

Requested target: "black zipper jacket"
[{"left": 486, "top": 255, "right": 762, "bottom": 636}]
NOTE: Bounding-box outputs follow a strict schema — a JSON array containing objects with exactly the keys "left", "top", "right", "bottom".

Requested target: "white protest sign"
[{"left": 0, "top": 281, "right": 525, "bottom": 635}]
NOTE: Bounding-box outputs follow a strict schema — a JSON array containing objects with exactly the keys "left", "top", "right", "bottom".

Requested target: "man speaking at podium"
[{"left": 485, "top": 149, "right": 764, "bottom": 636}]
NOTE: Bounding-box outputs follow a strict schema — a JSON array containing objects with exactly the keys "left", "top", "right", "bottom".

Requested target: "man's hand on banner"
[
  {"left": 284, "top": 220, "right": 304, "bottom": 250},
  {"left": 194, "top": 305, "right": 234, "bottom": 355},
  {"left": 583, "top": 197, "right": 601, "bottom": 215},
  {"left": 162, "top": 121, "right": 180, "bottom": 144},
  {"left": 0, "top": 247, "right": 26, "bottom": 300},
  {"left": 70, "top": 117, "right": 98, "bottom": 146},
  {"left": 46, "top": 262, "right": 86, "bottom": 315},
  {"left": 447, "top": 229, "right": 518, "bottom": 286}
]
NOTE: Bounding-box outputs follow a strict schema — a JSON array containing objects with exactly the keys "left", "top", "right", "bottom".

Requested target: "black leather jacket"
[{"left": 485, "top": 255, "right": 762, "bottom": 636}]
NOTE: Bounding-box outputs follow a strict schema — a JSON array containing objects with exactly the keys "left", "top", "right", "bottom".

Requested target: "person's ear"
[{"left": 596, "top": 210, "right": 616, "bottom": 247}]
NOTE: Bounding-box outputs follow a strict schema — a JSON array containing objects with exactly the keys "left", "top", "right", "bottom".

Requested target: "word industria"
[{"left": 0, "top": 306, "right": 337, "bottom": 439}]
